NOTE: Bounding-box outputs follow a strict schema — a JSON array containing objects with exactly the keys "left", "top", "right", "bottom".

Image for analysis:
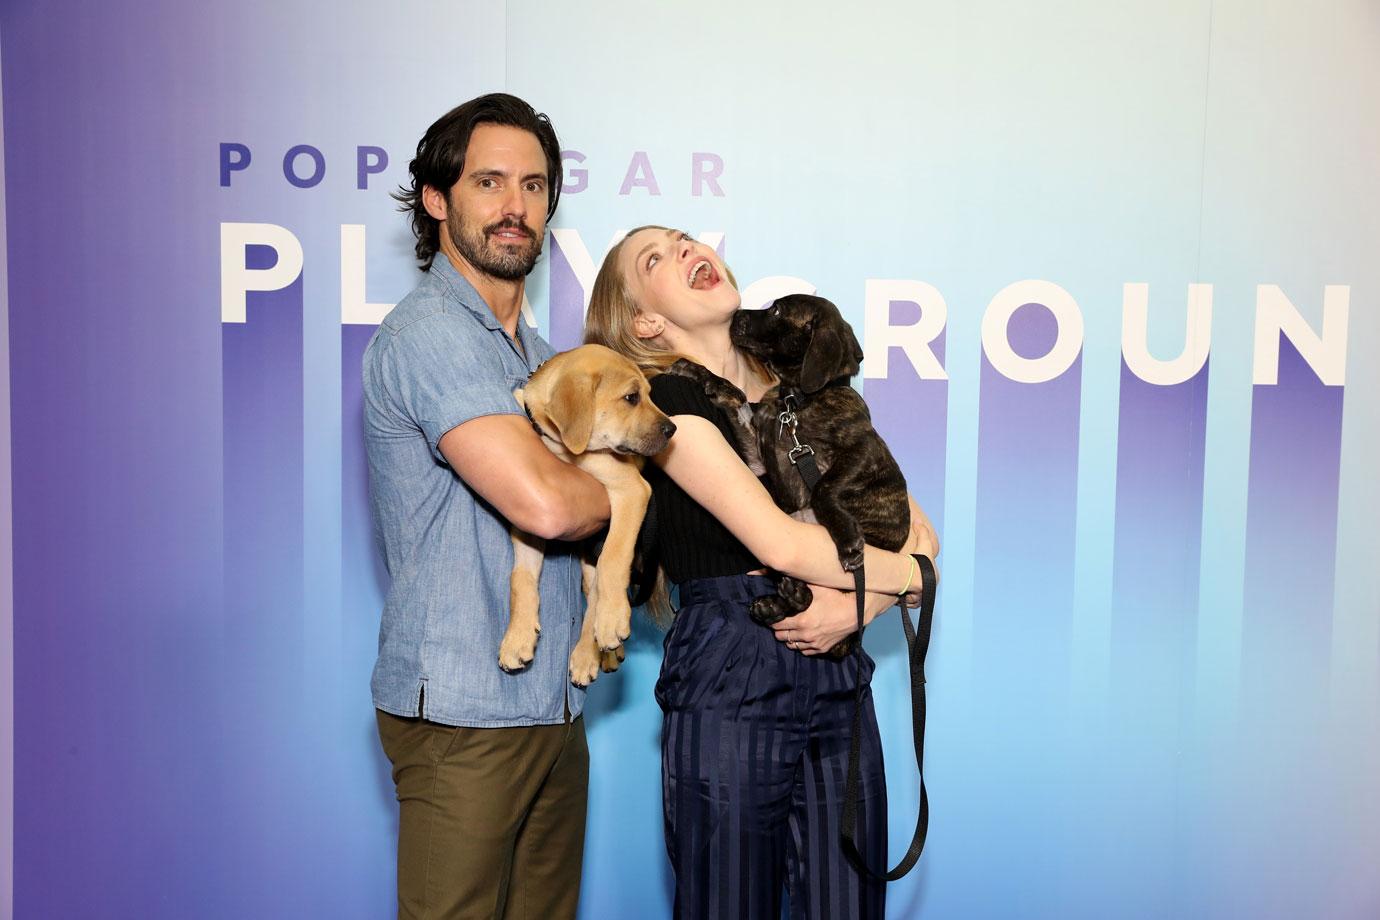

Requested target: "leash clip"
[{"left": 778, "top": 393, "right": 815, "bottom": 465}]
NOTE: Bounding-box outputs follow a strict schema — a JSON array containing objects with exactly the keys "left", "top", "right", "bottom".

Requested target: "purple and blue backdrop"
[{"left": 2, "top": 1, "right": 1377, "bottom": 917}]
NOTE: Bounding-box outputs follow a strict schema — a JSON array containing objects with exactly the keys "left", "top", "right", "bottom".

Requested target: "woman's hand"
[
  {"left": 904, "top": 494, "right": 939, "bottom": 559},
  {"left": 771, "top": 585, "right": 895, "bottom": 656},
  {"left": 899, "top": 495, "right": 940, "bottom": 606}
]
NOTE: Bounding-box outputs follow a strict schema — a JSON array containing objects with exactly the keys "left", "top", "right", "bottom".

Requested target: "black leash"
[
  {"left": 841, "top": 555, "right": 935, "bottom": 880},
  {"left": 628, "top": 493, "right": 659, "bottom": 608},
  {"left": 780, "top": 394, "right": 936, "bottom": 882}
]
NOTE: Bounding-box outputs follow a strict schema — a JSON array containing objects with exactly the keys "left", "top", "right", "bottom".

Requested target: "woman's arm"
[
  {"left": 770, "top": 493, "right": 941, "bottom": 656},
  {"left": 654, "top": 415, "right": 922, "bottom": 596}
]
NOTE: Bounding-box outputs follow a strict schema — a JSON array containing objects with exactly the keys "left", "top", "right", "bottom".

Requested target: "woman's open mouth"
[{"left": 687, "top": 259, "right": 720, "bottom": 290}]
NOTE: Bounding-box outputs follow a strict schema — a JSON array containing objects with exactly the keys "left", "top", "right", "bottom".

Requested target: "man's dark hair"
[{"left": 395, "top": 93, "right": 563, "bottom": 271}]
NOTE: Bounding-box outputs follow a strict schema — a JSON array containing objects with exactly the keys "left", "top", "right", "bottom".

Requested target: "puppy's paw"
[
  {"left": 702, "top": 377, "right": 747, "bottom": 409},
  {"left": 592, "top": 596, "right": 633, "bottom": 651},
  {"left": 498, "top": 624, "right": 540, "bottom": 672},
  {"left": 749, "top": 595, "right": 790, "bottom": 625},
  {"left": 666, "top": 359, "right": 746, "bottom": 406},
  {"left": 599, "top": 644, "right": 626, "bottom": 673},
  {"left": 569, "top": 643, "right": 602, "bottom": 687},
  {"left": 827, "top": 634, "right": 858, "bottom": 659},
  {"left": 778, "top": 577, "right": 814, "bottom": 612},
  {"left": 837, "top": 534, "right": 866, "bottom": 572}
]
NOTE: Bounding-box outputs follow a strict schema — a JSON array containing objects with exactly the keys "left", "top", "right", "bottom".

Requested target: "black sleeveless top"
[{"left": 646, "top": 373, "right": 763, "bottom": 583}]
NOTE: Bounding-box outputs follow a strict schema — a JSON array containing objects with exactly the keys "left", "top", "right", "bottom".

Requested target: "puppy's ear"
[
  {"left": 512, "top": 387, "right": 526, "bottom": 410},
  {"left": 800, "top": 322, "right": 863, "bottom": 392},
  {"left": 544, "top": 372, "right": 595, "bottom": 454}
]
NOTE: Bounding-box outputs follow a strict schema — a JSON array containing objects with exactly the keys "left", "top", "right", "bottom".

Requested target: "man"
[{"left": 364, "top": 93, "right": 610, "bottom": 920}]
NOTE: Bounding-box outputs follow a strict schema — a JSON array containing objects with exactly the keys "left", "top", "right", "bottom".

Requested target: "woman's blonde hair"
[
  {"left": 583, "top": 226, "right": 767, "bottom": 626},
  {"left": 585, "top": 225, "right": 768, "bottom": 373},
  {"left": 584, "top": 226, "right": 684, "bottom": 373}
]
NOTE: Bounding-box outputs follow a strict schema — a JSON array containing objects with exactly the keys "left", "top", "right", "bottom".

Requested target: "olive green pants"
[{"left": 376, "top": 710, "right": 589, "bottom": 920}]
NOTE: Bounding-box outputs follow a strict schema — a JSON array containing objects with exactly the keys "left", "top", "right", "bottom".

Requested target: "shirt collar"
[
  {"left": 429, "top": 256, "right": 542, "bottom": 372},
  {"left": 428, "top": 256, "right": 504, "bottom": 331},
  {"left": 513, "top": 315, "right": 541, "bottom": 371}
]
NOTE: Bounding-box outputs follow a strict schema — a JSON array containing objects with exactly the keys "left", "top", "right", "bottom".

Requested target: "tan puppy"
[{"left": 504, "top": 344, "right": 676, "bottom": 686}]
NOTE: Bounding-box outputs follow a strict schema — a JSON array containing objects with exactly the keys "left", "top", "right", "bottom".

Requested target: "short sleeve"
[
  {"left": 649, "top": 372, "right": 719, "bottom": 420},
  {"left": 375, "top": 313, "right": 525, "bottom": 461}
]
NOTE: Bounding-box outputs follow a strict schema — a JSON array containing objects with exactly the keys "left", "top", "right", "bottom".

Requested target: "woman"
[{"left": 585, "top": 226, "right": 938, "bottom": 919}]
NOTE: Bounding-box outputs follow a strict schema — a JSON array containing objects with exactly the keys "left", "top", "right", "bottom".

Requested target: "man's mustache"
[{"left": 485, "top": 219, "right": 537, "bottom": 240}]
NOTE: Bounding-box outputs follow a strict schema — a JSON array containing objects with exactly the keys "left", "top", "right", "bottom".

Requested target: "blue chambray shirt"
[{"left": 363, "top": 257, "right": 584, "bottom": 727}]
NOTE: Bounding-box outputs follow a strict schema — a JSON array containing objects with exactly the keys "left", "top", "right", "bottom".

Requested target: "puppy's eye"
[{"left": 624, "top": 392, "right": 641, "bottom": 406}]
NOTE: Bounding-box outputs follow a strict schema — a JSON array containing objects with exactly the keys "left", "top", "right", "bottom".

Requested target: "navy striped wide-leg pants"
[{"left": 656, "top": 574, "right": 887, "bottom": 920}]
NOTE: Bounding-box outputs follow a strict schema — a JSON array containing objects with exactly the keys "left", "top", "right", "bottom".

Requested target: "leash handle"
[{"left": 839, "top": 554, "right": 935, "bottom": 881}]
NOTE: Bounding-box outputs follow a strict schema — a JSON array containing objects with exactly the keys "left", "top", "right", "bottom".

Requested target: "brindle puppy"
[{"left": 663, "top": 294, "right": 910, "bottom": 656}]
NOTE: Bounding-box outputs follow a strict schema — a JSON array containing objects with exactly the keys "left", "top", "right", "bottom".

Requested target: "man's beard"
[{"left": 447, "top": 212, "right": 543, "bottom": 282}]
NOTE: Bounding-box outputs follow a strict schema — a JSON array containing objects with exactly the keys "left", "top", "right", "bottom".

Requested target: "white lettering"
[
  {"left": 340, "top": 224, "right": 394, "bottom": 325},
  {"left": 981, "top": 280, "right": 1083, "bottom": 383},
  {"left": 863, "top": 280, "right": 948, "bottom": 380},
  {"left": 220, "top": 222, "right": 304, "bottom": 324},
  {"left": 1122, "top": 283, "right": 1212, "bottom": 385},
  {"left": 1253, "top": 284, "right": 1349, "bottom": 385}
]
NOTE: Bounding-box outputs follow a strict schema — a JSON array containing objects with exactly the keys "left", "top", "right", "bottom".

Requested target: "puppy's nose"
[{"left": 661, "top": 420, "right": 677, "bottom": 439}]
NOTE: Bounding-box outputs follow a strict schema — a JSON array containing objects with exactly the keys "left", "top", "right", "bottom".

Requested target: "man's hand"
[{"left": 770, "top": 585, "right": 896, "bottom": 656}]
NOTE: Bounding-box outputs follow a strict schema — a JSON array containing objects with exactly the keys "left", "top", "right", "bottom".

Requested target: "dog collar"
[{"left": 524, "top": 403, "right": 555, "bottom": 441}]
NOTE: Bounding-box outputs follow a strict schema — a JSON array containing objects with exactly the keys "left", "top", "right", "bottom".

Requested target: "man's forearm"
[{"left": 533, "top": 464, "right": 611, "bottom": 541}]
